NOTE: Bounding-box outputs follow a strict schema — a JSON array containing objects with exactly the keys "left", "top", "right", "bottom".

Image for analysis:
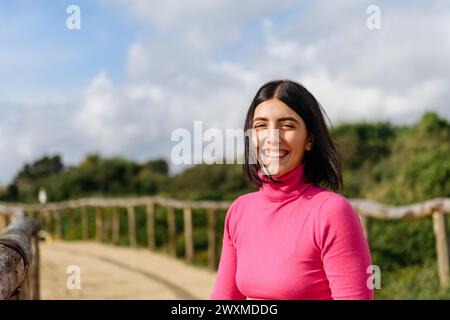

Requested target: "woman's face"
[{"left": 252, "top": 98, "right": 313, "bottom": 179}]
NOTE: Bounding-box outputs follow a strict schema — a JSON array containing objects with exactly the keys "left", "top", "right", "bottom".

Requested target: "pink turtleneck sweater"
[{"left": 210, "top": 163, "right": 373, "bottom": 300}]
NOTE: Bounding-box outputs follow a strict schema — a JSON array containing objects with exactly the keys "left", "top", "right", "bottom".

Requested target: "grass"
[{"left": 375, "top": 261, "right": 450, "bottom": 299}]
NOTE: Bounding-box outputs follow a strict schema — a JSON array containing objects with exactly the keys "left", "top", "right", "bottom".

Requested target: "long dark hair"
[{"left": 243, "top": 79, "right": 343, "bottom": 192}]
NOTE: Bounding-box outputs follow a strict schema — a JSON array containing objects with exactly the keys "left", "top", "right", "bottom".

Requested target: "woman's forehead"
[{"left": 253, "top": 99, "right": 302, "bottom": 121}]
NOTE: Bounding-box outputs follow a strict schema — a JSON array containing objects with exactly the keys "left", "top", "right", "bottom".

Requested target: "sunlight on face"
[{"left": 252, "top": 98, "right": 313, "bottom": 179}]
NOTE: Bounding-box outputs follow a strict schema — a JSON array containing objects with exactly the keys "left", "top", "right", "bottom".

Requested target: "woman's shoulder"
[
  {"left": 304, "top": 184, "right": 348, "bottom": 203},
  {"left": 224, "top": 191, "right": 259, "bottom": 219},
  {"left": 304, "top": 185, "right": 355, "bottom": 216},
  {"left": 307, "top": 188, "right": 359, "bottom": 226},
  {"left": 222, "top": 192, "right": 256, "bottom": 232},
  {"left": 224, "top": 190, "right": 260, "bottom": 210}
]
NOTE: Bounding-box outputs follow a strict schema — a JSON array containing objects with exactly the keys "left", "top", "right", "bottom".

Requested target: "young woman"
[{"left": 210, "top": 79, "right": 373, "bottom": 300}]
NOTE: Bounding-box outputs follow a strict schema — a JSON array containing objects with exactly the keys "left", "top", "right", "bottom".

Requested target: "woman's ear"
[{"left": 306, "top": 133, "right": 314, "bottom": 151}]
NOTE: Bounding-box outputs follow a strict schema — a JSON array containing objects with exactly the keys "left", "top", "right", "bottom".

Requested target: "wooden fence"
[
  {"left": 0, "top": 212, "right": 40, "bottom": 300},
  {"left": 1, "top": 196, "right": 449, "bottom": 292}
]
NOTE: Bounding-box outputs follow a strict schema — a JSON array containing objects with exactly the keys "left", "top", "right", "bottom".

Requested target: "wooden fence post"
[
  {"left": 183, "top": 207, "right": 194, "bottom": 263},
  {"left": 31, "top": 234, "right": 40, "bottom": 299},
  {"left": 81, "top": 207, "right": 88, "bottom": 240},
  {"left": 208, "top": 208, "right": 217, "bottom": 270},
  {"left": 127, "top": 206, "right": 137, "bottom": 248},
  {"left": 432, "top": 209, "right": 449, "bottom": 289},
  {"left": 21, "top": 269, "right": 31, "bottom": 300},
  {"left": 38, "top": 211, "right": 45, "bottom": 231},
  {"left": 104, "top": 208, "right": 112, "bottom": 243},
  {"left": 0, "top": 217, "right": 40, "bottom": 299},
  {"left": 112, "top": 207, "right": 120, "bottom": 245},
  {"left": 95, "top": 207, "right": 103, "bottom": 242},
  {"left": 167, "top": 207, "right": 177, "bottom": 257},
  {"left": 45, "top": 210, "right": 52, "bottom": 232},
  {"left": 146, "top": 204, "right": 155, "bottom": 250},
  {"left": 5, "top": 214, "right": 11, "bottom": 227},
  {"left": 0, "top": 214, "right": 6, "bottom": 231},
  {"left": 54, "top": 210, "right": 62, "bottom": 240}
]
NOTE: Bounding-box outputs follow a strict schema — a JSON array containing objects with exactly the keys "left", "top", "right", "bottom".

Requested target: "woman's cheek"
[
  {"left": 250, "top": 130, "right": 259, "bottom": 152},
  {"left": 255, "top": 132, "right": 267, "bottom": 152},
  {"left": 251, "top": 131, "right": 264, "bottom": 164},
  {"left": 287, "top": 133, "right": 306, "bottom": 163}
]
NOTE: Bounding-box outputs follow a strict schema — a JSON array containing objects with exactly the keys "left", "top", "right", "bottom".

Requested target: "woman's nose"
[{"left": 266, "top": 127, "right": 281, "bottom": 146}]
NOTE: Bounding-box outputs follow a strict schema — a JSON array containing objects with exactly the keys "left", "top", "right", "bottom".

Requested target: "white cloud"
[
  {"left": 74, "top": 71, "right": 168, "bottom": 155},
  {"left": 2, "top": 0, "right": 450, "bottom": 184},
  {"left": 0, "top": 98, "right": 82, "bottom": 185},
  {"left": 70, "top": 0, "right": 450, "bottom": 173},
  {"left": 125, "top": 42, "right": 153, "bottom": 82}
]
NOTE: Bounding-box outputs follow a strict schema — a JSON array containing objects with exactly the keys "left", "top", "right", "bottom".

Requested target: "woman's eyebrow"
[
  {"left": 252, "top": 116, "right": 300, "bottom": 123},
  {"left": 252, "top": 117, "right": 268, "bottom": 123},
  {"left": 277, "top": 116, "right": 300, "bottom": 123}
]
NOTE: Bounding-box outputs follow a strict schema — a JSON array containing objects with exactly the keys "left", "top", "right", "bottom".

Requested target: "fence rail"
[
  {"left": 1, "top": 196, "right": 449, "bottom": 292},
  {"left": 0, "top": 215, "right": 40, "bottom": 300}
]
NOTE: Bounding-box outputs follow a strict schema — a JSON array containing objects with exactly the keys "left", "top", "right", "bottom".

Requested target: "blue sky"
[
  {"left": 0, "top": 0, "right": 137, "bottom": 96},
  {"left": 1, "top": 0, "right": 449, "bottom": 186}
]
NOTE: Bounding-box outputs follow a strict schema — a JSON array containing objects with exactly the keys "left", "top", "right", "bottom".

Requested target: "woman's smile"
[{"left": 262, "top": 148, "right": 290, "bottom": 159}]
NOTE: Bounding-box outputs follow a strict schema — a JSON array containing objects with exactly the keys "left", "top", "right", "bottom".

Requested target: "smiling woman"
[{"left": 210, "top": 79, "right": 374, "bottom": 300}]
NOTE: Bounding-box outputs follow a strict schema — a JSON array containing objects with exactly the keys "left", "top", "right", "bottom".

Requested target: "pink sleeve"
[
  {"left": 316, "top": 195, "right": 374, "bottom": 300},
  {"left": 210, "top": 199, "right": 246, "bottom": 300}
]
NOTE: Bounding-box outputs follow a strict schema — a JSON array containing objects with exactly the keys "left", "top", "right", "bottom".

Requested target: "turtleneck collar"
[{"left": 258, "top": 162, "right": 311, "bottom": 202}]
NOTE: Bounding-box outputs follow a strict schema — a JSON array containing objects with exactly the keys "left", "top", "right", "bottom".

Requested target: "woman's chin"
[
  {"left": 262, "top": 164, "right": 288, "bottom": 178},
  {"left": 261, "top": 156, "right": 291, "bottom": 177}
]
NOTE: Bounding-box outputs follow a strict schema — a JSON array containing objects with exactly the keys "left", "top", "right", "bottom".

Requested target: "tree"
[{"left": 13, "top": 154, "right": 64, "bottom": 183}]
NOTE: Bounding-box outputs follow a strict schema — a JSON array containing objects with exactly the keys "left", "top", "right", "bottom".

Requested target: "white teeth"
[{"left": 263, "top": 150, "right": 289, "bottom": 157}]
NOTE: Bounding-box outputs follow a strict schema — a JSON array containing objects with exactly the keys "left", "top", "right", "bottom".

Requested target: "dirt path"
[{"left": 39, "top": 241, "right": 217, "bottom": 299}]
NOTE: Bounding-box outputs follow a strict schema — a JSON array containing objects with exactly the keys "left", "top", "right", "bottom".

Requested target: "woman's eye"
[
  {"left": 254, "top": 124, "right": 266, "bottom": 128},
  {"left": 282, "top": 124, "right": 295, "bottom": 128}
]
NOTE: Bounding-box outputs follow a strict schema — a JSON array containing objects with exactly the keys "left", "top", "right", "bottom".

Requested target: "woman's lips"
[{"left": 262, "top": 149, "right": 290, "bottom": 159}]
